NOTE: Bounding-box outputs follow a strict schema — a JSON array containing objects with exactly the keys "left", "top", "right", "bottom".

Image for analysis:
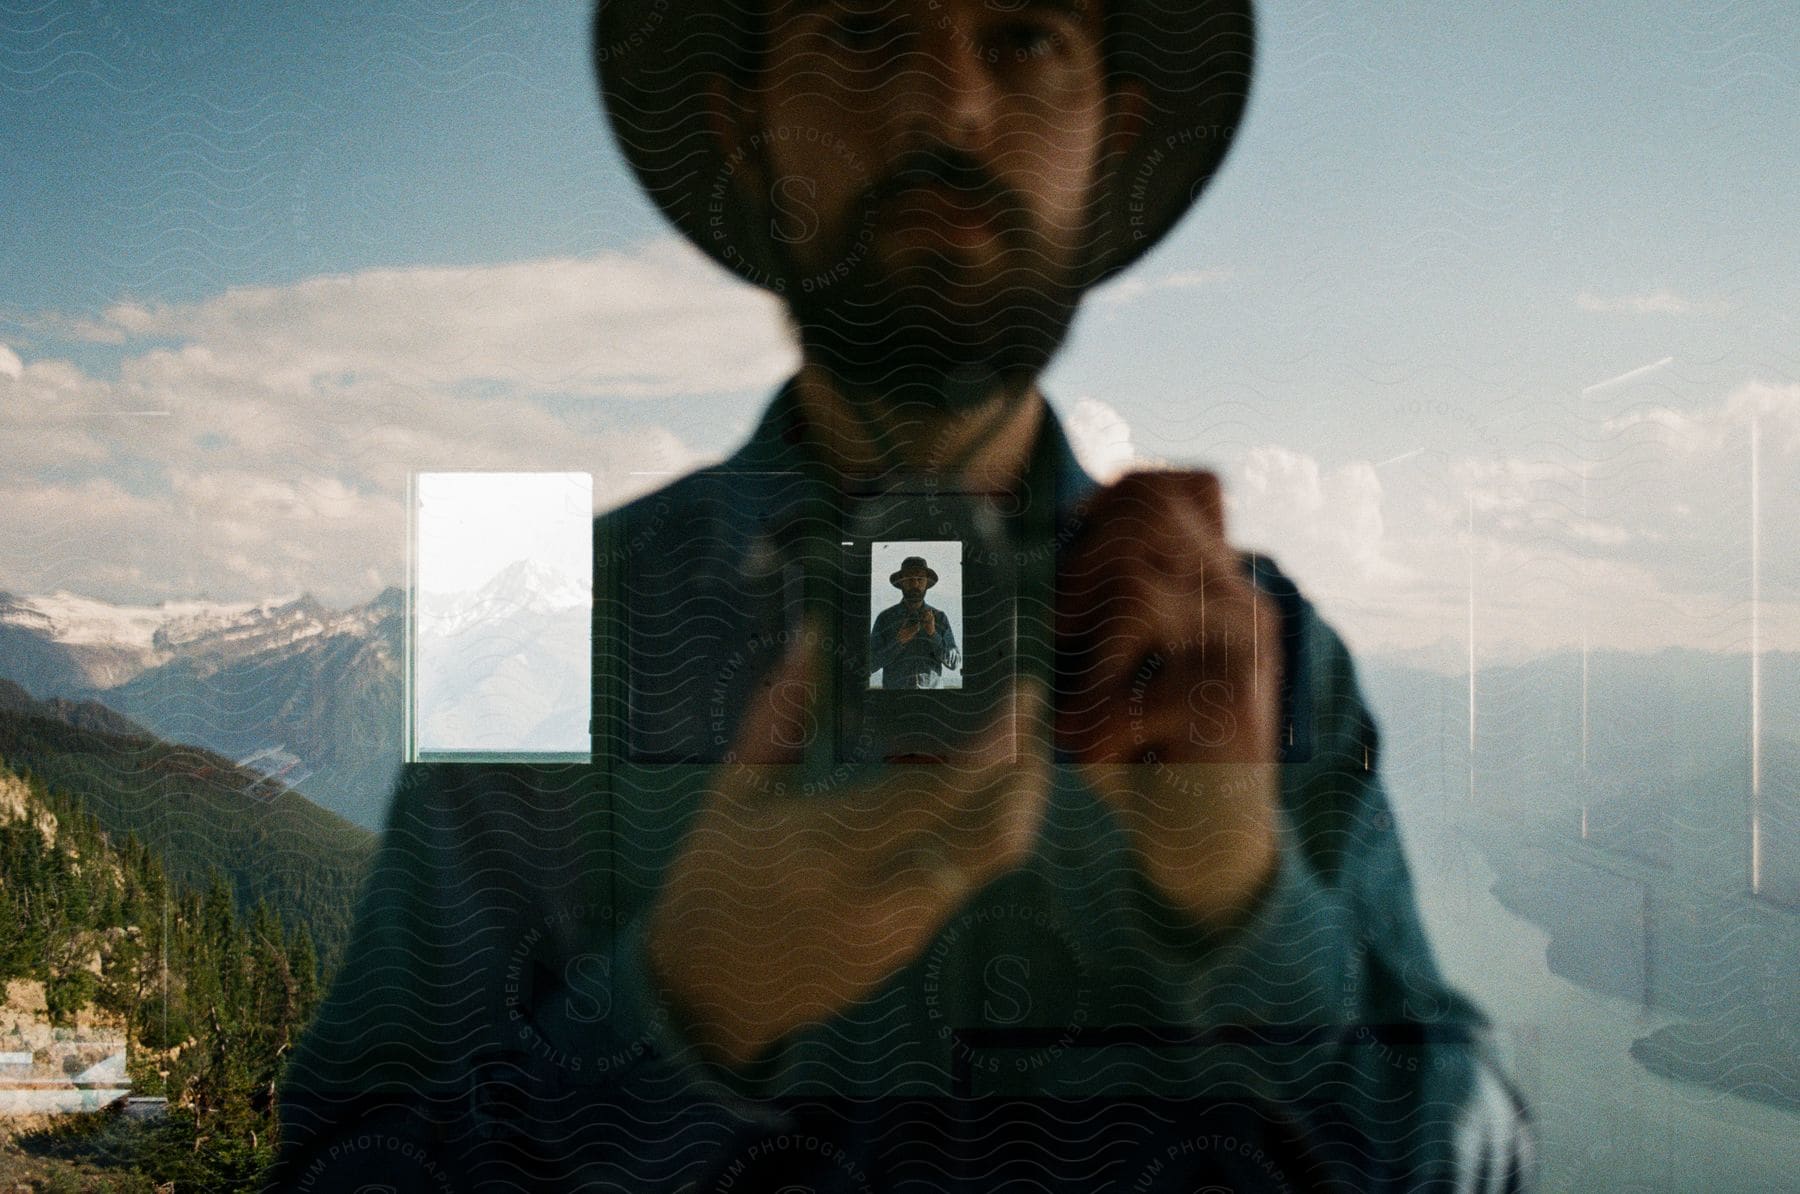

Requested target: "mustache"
[{"left": 860, "top": 145, "right": 1025, "bottom": 235}]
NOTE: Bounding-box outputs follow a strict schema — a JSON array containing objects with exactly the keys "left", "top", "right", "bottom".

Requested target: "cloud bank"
[
  {"left": 2, "top": 239, "right": 794, "bottom": 605},
  {"left": 1056, "top": 381, "right": 1800, "bottom": 662},
  {"left": 5, "top": 245, "right": 1794, "bottom": 665}
]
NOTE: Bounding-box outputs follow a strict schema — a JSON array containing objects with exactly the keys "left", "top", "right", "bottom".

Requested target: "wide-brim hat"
[
  {"left": 592, "top": 0, "right": 1254, "bottom": 294},
  {"left": 890, "top": 557, "right": 938, "bottom": 588}
]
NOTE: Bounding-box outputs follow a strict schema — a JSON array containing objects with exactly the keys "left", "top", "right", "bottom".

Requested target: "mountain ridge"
[
  {"left": 0, "top": 683, "right": 373, "bottom": 972},
  {"left": 0, "top": 587, "right": 405, "bottom": 828}
]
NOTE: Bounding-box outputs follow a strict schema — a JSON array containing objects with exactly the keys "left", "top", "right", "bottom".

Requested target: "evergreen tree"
[{"left": 286, "top": 922, "right": 320, "bottom": 1028}]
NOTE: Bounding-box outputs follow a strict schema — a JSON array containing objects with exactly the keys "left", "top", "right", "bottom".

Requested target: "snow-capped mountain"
[
  {"left": 149, "top": 591, "right": 401, "bottom": 671},
  {"left": 0, "top": 590, "right": 277, "bottom": 692},
  {"left": 0, "top": 566, "right": 596, "bottom": 825},
  {"left": 414, "top": 558, "right": 591, "bottom": 755},
  {"left": 0, "top": 586, "right": 406, "bottom": 828},
  {"left": 417, "top": 558, "right": 589, "bottom": 640}
]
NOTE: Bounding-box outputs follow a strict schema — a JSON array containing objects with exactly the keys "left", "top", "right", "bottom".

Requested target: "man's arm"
[
  {"left": 1051, "top": 471, "right": 1530, "bottom": 1188},
  {"left": 1120, "top": 587, "right": 1533, "bottom": 1191},
  {"left": 867, "top": 606, "right": 907, "bottom": 674}
]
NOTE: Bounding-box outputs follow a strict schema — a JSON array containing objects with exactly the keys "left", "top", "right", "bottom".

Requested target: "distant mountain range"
[
  {"left": 0, "top": 562, "right": 593, "bottom": 827},
  {"left": 0, "top": 587, "right": 404, "bottom": 828},
  {"left": 417, "top": 557, "right": 588, "bottom": 639},
  {"left": 414, "top": 558, "right": 590, "bottom": 755},
  {"left": 1360, "top": 648, "right": 1799, "bottom": 883}
]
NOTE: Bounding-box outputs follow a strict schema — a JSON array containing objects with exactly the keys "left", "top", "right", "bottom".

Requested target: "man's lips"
[{"left": 883, "top": 183, "right": 1009, "bottom": 248}]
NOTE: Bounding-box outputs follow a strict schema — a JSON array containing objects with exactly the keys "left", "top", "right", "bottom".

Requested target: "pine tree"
[
  {"left": 286, "top": 921, "right": 320, "bottom": 1027},
  {"left": 242, "top": 899, "right": 293, "bottom": 1116}
]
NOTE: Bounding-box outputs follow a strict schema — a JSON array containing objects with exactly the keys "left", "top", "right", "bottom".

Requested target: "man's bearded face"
[
  {"left": 898, "top": 574, "right": 929, "bottom": 603},
  {"left": 740, "top": 0, "right": 1120, "bottom": 402}
]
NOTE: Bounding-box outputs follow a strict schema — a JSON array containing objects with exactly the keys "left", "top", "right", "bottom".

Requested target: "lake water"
[{"left": 1393, "top": 790, "right": 1800, "bottom": 1192}]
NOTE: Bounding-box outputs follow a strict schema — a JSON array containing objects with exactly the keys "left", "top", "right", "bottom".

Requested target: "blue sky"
[{"left": 2, "top": 0, "right": 1796, "bottom": 662}]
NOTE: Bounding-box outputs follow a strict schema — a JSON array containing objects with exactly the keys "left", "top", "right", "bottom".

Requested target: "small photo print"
[
  {"left": 868, "top": 540, "right": 962, "bottom": 690},
  {"left": 411, "top": 471, "right": 592, "bottom": 760}
]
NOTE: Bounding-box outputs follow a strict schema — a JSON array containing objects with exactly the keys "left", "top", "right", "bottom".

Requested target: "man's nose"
[{"left": 909, "top": 17, "right": 999, "bottom": 152}]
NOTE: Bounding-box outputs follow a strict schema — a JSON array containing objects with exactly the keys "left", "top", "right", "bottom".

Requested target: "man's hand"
[
  {"left": 897, "top": 618, "right": 920, "bottom": 644},
  {"left": 645, "top": 625, "right": 1050, "bottom": 1069},
  {"left": 922, "top": 609, "right": 937, "bottom": 637},
  {"left": 1055, "top": 471, "right": 1282, "bottom": 930}
]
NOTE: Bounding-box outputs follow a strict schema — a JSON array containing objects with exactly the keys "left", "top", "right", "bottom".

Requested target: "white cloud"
[
  {"left": 1090, "top": 266, "right": 1232, "bottom": 306},
  {"left": 1051, "top": 392, "right": 1792, "bottom": 661},
  {"left": 1453, "top": 455, "right": 1576, "bottom": 517},
  {"left": 1383, "top": 379, "right": 1800, "bottom": 659},
  {"left": 101, "top": 302, "right": 159, "bottom": 336},
  {"left": 1575, "top": 287, "right": 1714, "bottom": 315},
  {"left": 90, "top": 237, "right": 796, "bottom": 400},
  {"left": 0, "top": 343, "right": 21, "bottom": 380},
  {"left": 1601, "top": 379, "right": 1800, "bottom": 456},
  {"left": 1230, "top": 446, "right": 1412, "bottom": 594},
  {"left": 1060, "top": 395, "right": 1145, "bottom": 483},
  {"left": 1726, "top": 379, "right": 1800, "bottom": 454},
  {"left": 1177, "top": 378, "right": 1800, "bottom": 663},
  {"left": 0, "top": 240, "right": 787, "bottom": 605}
]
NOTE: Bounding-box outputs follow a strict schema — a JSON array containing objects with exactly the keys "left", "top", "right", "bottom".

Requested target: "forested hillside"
[
  {"left": 0, "top": 680, "right": 374, "bottom": 971},
  {"left": 1, "top": 761, "right": 329, "bottom": 1187}
]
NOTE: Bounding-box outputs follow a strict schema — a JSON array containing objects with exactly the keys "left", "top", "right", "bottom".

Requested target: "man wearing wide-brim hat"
[
  {"left": 869, "top": 554, "right": 961, "bottom": 689},
  {"left": 275, "top": 1, "right": 1533, "bottom": 1190}
]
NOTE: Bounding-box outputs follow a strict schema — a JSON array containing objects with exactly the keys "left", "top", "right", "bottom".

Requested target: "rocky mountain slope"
[{"left": 0, "top": 589, "right": 404, "bottom": 829}]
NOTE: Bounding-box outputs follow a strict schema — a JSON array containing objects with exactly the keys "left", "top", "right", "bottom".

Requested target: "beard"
[{"left": 774, "top": 160, "right": 1093, "bottom": 413}]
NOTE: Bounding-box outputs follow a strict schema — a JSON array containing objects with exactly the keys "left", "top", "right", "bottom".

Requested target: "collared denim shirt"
[
  {"left": 868, "top": 599, "right": 957, "bottom": 688},
  {"left": 273, "top": 381, "right": 1532, "bottom": 1193}
]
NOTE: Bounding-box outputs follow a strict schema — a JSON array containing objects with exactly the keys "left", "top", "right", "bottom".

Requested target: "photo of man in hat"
[
  {"left": 869, "top": 553, "right": 961, "bottom": 689},
  {"left": 274, "top": 1, "right": 1534, "bottom": 1190}
]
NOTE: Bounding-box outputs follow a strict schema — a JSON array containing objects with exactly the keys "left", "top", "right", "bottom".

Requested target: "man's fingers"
[
  {"left": 1057, "top": 470, "right": 1228, "bottom": 670},
  {"left": 1059, "top": 569, "right": 1267, "bottom": 760},
  {"left": 1056, "top": 470, "right": 1276, "bottom": 763},
  {"left": 1099, "top": 641, "right": 1280, "bottom": 765},
  {"left": 959, "top": 674, "right": 1052, "bottom": 868},
  {"left": 1178, "top": 470, "right": 1227, "bottom": 541},
  {"left": 1077, "top": 558, "right": 1250, "bottom": 700},
  {"left": 1076, "top": 755, "right": 1282, "bottom": 904},
  {"left": 666, "top": 670, "right": 1055, "bottom": 1060}
]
